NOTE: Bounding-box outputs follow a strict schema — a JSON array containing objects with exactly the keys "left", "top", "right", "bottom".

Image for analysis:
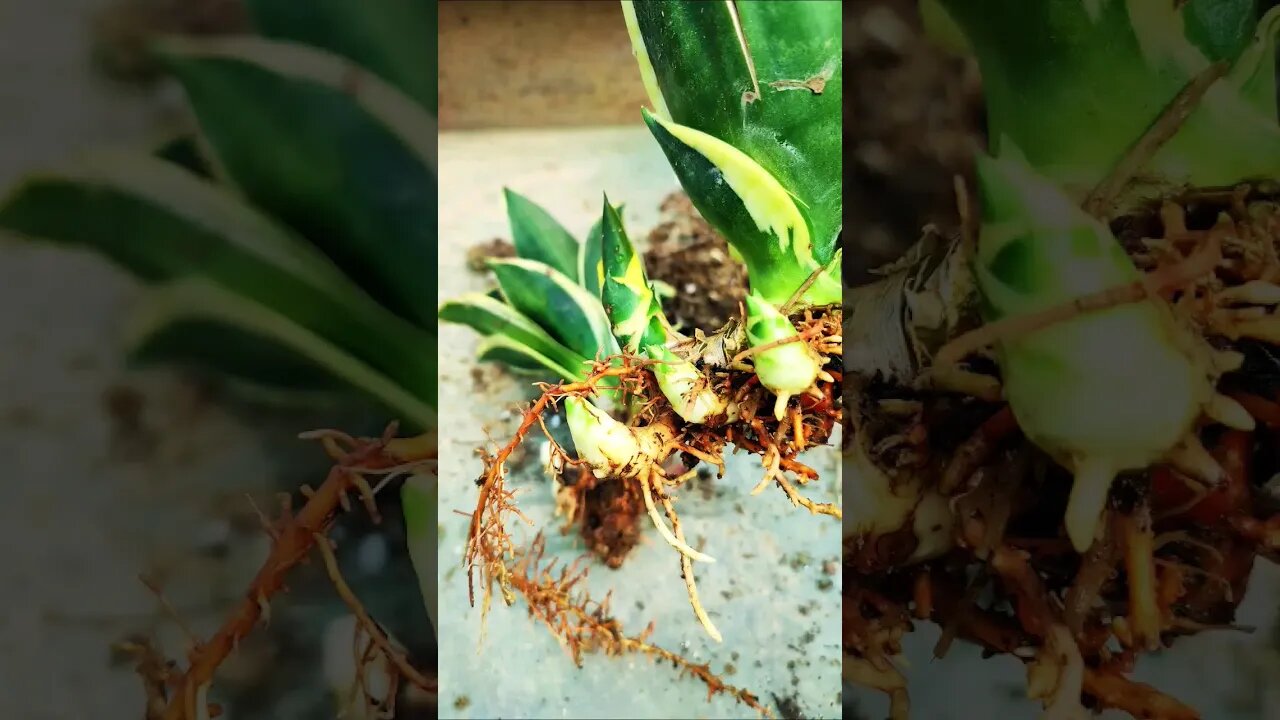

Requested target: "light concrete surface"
[
  {"left": 0, "top": 3, "right": 394, "bottom": 718},
  {"left": 436, "top": 126, "right": 844, "bottom": 719}
]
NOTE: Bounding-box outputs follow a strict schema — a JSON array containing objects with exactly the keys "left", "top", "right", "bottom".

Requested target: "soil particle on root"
[
  {"left": 643, "top": 192, "right": 748, "bottom": 333},
  {"left": 580, "top": 476, "right": 643, "bottom": 569},
  {"left": 845, "top": 0, "right": 985, "bottom": 283}
]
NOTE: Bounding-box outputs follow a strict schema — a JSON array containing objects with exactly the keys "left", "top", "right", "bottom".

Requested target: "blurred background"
[
  {"left": 435, "top": 2, "right": 842, "bottom": 719},
  {"left": 843, "top": 1, "right": 1280, "bottom": 718},
  {"left": 1, "top": 1, "right": 436, "bottom": 718}
]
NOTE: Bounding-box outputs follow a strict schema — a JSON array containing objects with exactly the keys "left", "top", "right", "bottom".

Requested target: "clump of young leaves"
[
  {"left": 439, "top": 190, "right": 623, "bottom": 384},
  {"left": 444, "top": 0, "right": 846, "bottom": 434}
]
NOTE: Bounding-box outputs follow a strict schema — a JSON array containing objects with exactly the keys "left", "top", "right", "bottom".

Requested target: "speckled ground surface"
[
  {"left": 436, "top": 127, "right": 844, "bottom": 719},
  {"left": 0, "top": 3, "right": 426, "bottom": 717}
]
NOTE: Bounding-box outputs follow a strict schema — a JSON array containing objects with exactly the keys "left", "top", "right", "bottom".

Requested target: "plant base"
[{"left": 846, "top": 187, "right": 1280, "bottom": 719}]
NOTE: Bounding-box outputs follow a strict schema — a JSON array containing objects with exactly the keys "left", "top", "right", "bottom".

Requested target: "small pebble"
[{"left": 356, "top": 534, "right": 387, "bottom": 575}]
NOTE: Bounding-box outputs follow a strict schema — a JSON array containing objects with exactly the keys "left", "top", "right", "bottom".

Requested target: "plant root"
[
  {"left": 640, "top": 465, "right": 716, "bottom": 563},
  {"left": 464, "top": 306, "right": 841, "bottom": 717},
  {"left": 132, "top": 424, "right": 437, "bottom": 720}
]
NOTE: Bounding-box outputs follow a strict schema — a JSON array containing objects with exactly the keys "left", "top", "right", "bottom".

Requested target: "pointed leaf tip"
[{"left": 503, "top": 188, "right": 580, "bottom": 280}]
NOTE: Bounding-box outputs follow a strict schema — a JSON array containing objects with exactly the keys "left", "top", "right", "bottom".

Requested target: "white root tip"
[
  {"left": 1165, "top": 434, "right": 1225, "bottom": 487},
  {"left": 1065, "top": 456, "right": 1116, "bottom": 554},
  {"left": 1206, "top": 393, "right": 1256, "bottom": 431},
  {"left": 817, "top": 370, "right": 836, "bottom": 383},
  {"left": 693, "top": 598, "right": 723, "bottom": 643},
  {"left": 640, "top": 470, "right": 716, "bottom": 563},
  {"left": 773, "top": 392, "right": 792, "bottom": 421}
]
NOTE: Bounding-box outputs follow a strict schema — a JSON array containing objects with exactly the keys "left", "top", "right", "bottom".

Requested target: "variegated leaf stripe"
[
  {"left": 601, "top": 199, "right": 670, "bottom": 351},
  {"left": 475, "top": 334, "right": 585, "bottom": 382},
  {"left": 438, "top": 292, "right": 589, "bottom": 376},
  {"left": 652, "top": 113, "right": 812, "bottom": 262},
  {"left": 973, "top": 153, "right": 1139, "bottom": 322},
  {"left": 642, "top": 110, "right": 841, "bottom": 306},
  {"left": 620, "top": 0, "right": 672, "bottom": 121},
  {"left": 488, "top": 257, "right": 620, "bottom": 363}
]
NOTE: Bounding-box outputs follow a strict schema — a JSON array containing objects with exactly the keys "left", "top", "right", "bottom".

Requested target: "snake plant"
[
  {"left": 0, "top": 0, "right": 439, "bottom": 640},
  {"left": 0, "top": 0, "right": 437, "bottom": 428},
  {"left": 932, "top": 0, "right": 1280, "bottom": 550},
  {"left": 438, "top": 190, "right": 621, "bottom": 383},
  {"left": 443, "top": 0, "right": 843, "bottom": 447}
]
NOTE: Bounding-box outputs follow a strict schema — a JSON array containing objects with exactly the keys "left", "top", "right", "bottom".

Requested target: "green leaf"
[
  {"left": 156, "top": 36, "right": 438, "bottom": 328},
  {"left": 503, "top": 188, "right": 581, "bottom": 281},
  {"left": 939, "top": 0, "right": 1280, "bottom": 200},
  {"left": 624, "top": 0, "right": 842, "bottom": 265},
  {"left": 0, "top": 151, "right": 436, "bottom": 406},
  {"left": 128, "top": 280, "right": 436, "bottom": 431},
  {"left": 600, "top": 197, "right": 669, "bottom": 351},
  {"left": 1229, "top": 6, "right": 1280, "bottom": 117},
  {"left": 578, "top": 205, "right": 617, "bottom": 299},
  {"left": 642, "top": 109, "right": 839, "bottom": 306},
  {"left": 438, "top": 293, "right": 588, "bottom": 375},
  {"left": 244, "top": 0, "right": 437, "bottom": 114},
  {"left": 402, "top": 472, "right": 437, "bottom": 633},
  {"left": 1182, "top": 0, "right": 1259, "bottom": 63},
  {"left": 488, "top": 258, "right": 619, "bottom": 363},
  {"left": 153, "top": 134, "right": 212, "bottom": 178},
  {"left": 474, "top": 334, "right": 585, "bottom": 381},
  {"left": 938, "top": 0, "right": 1173, "bottom": 195}
]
